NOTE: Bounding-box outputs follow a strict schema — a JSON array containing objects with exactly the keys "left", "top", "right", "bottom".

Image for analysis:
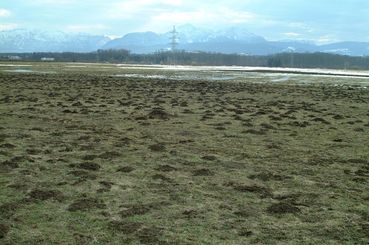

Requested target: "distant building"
[
  {"left": 41, "top": 57, "right": 55, "bottom": 61},
  {"left": 8, "top": 55, "right": 22, "bottom": 60}
]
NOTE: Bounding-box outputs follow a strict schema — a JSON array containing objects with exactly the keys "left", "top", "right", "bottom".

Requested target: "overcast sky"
[{"left": 1, "top": 0, "right": 369, "bottom": 43}]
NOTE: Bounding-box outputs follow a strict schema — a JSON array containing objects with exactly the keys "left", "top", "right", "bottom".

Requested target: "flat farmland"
[{"left": 1, "top": 63, "right": 369, "bottom": 244}]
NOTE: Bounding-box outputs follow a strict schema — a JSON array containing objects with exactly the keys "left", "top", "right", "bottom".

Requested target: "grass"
[{"left": 0, "top": 63, "right": 369, "bottom": 244}]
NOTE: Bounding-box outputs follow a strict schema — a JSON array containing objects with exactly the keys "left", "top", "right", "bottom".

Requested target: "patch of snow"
[{"left": 0, "top": 64, "right": 33, "bottom": 67}]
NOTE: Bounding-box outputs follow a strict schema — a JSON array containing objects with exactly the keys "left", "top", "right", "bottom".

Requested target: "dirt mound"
[
  {"left": 149, "top": 143, "right": 166, "bottom": 152},
  {"left": 136, "top": 226, "right": 163, "bottom": 244},
  {"left": 0, "top": 224, "right": 10, "bottom": 239},
  {"left": 182, "top": 209, "right": 199, "bottom": 218},
  {"left": 234, "top": 206, "right": 258, "bottom": 218},
  {"left": 0, "top": 143, "right": 16, "bottom": 149},
  {"left": 155, "top": 164, "right": 177, "bottom": 172},
  {"left": 0, "top": 202, "right": 20, "bottom": 219},
  {"left": 148, "top": 108, "right": 171, "bottom": 120},
  {"left": 82, "top": 154, "right": 97, "bottom": 160},
  {"left": 152, "top": 174, "right": 173, "bottom": 182},
  {"left": 109, "top": 221, "right": 142, "bottom": 234},
  {"left": 238, "top": 229, "right": 253, "bottom": 237},
  {"left": 120, "top": 204, "right": 151, "bottom": 218},
  {"left": 77, "top": 162, "right": 101, "bottom": 171},
  {"left": 98, "top": 151, "right": 121, "bottom": 159},
  {"left": 114, "top": 137, "right": 132, "bottom": 147},
  {"left": 192, "top": 168, "right": 213, "bottom": 176},
  {"left": 117, "top": 166, "right": 135, "bottom": 173},
  {"left": 28, "top": 189, "right": 64, "bottom": 202},
  {"left": 248, "top": 172, "right": 291, "bottom": 181},
  {"left": 267, "top": 202, "right": 301, "bottom": 214},
  {"left": 68, "top": 198, "right": 106, "bottom": 212},
  {"left": 108, "top": 222, "right": 164, "bottom": 244},
  {"left": 98, "top": 181, "right": 114, "bottom": 192},
  {"left": 226, "top": 182, "right": 272, "bottom": 198},
  {"left": 69, "top": 170, "right": 97, "bottom": 180},
  {"left": 243, "top": 129, "right": 267, "bottom": 135},
  {"left": 1, "top": 159, "right": 19, "bottom": 169},
  {"left": 202, "top": 155, "right": 217, "bottom": 161},
  {"left": 73, "top": 233, "right": 93, "bottom": 244},
  {"left": 99, "top": 181, "right": 113, "bottom": 188}
]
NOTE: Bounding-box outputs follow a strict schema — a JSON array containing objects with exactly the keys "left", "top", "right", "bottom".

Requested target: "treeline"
[{"left": 2, "top": 49, "right": 369, "bottom": 70}]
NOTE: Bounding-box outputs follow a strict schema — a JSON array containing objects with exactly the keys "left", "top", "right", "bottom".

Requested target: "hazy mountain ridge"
[
  {"left": 103, "top": 25, "right": 369, "bottom": 56},
  {"left": 0, "top": 29, "right": 111, "bottom": 53},
  {"left": 1, "top": 25, "right": 369, "bottom": 56}
]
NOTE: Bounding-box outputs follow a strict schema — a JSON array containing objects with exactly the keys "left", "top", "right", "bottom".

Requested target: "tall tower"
[
  {"left": 170, "top": 25, "right": 178, "bottom": 52},
  {"left": 169, "top": 26, "right": 179, "bottom": 65}
]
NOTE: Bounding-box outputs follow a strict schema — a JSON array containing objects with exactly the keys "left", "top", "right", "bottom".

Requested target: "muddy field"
[{"left": 1, "top": 65, "right": 369, "bottom": 244}]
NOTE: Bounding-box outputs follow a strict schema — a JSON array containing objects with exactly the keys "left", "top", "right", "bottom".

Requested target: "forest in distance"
[{"left": 2, "top": 49, "right": 369, "bottom": 70}]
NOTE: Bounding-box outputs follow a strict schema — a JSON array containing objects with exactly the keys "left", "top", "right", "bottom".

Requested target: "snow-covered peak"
[{"left": 0, "top": 29, "right": 110, "bottom": 52}]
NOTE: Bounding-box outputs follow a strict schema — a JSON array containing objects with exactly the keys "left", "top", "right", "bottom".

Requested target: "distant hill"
[
  {"left": 103, "top": 25, "right": 369, "bottom": 56},
  {"left": 1, "top": 25, "right": 369, "bottom": 56},
  {"left": 0, "top": 29, "right": 110, "bottom": 53}
]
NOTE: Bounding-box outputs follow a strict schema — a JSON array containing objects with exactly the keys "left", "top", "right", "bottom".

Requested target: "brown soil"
[
  {"left": 202, "top": 155, "right": 217, "bottom": 161},
  {"left": 81, "top": 154, "right": 97, "bottom": 160},
  {"left": 226, "top": 182, "right": 272, "bottom": 198},
  {"left": 77, "top": 162, "right": 101, "bottom": 171},
  {"left": 67, "top": 198, "right": 106, "bottom": 211},
  {"left": 0, "top": 224, "right": 10, "bottom": 239},
  {"left": 238, "top": 229, "right": 253, "bottom": 237},
  {"left": 249, "top": 172, "right": 291, "bottom": 181},
  {"left": 136, "top": 226, "right": 163, "bottom": 244},
  {"left": 120, "top": 204, "right": 152, "bottom": 218},
  {"left": 28, "top": 189, "right": 64, "bottom": 202},
  {"left": 243, "top": 129, "right": 267, "bottom": 135},
  {"left": 0, "top": 143, "right": 16, "bottom": 149},
  {"left": 151, "top": 174, "right": 173, "bottom": 182},
  {"left": 192, "top": 168, "right": 213, "bottom": 176},
  {"left": 155, "top": 164, "right": 177, "bottom": 172},
  {"left": 73, "top": 233, "right": 93, "bottom": 245},
  {"left": 98, "top": 151, "right": 121, "bottom": 159},
  {"left": 182, "top": 209, "right": 199, "bottom": 218},
  {"left": 69, "top": 170, "right": 97, "bottom": 180},
  {"left": 234, "top": 206, "right": 258, "bottom": 218},
  {"left": 1, "top": 159, "right": 19, "bottom": 169},
  {"left": 148, "top": 108, "right": 171, "bottom": 120},
  {"left": 117, "top": 166, "right": 135, "bottom": 173},
  {"left": 109, "top": 221, "right": 142, "bottom": 234},
  {"left": 0, "top": 202, "right": 20, "bottom": 219},
  {"left": 149, "top": 143, "right": 166, "bottom": 152},
  {"left": 267, "top": 202, "right": 301, "bottom": 214}
]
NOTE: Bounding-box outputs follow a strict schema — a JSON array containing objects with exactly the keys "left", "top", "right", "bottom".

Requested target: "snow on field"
[
  {"left": 3, "top": 69, "right": 56, "bottom": 74},
  {"left": 114, "top": 74, "right": 167, "bottom": 79},
  {"left": 0, "top": 64, "right": 33, "bottom": 67},
  {"left": 115, "top": 64, "right": 369, "bottom": 78},
  {"left": 65, "top": 65, "right": 87, "bottom": 68}
]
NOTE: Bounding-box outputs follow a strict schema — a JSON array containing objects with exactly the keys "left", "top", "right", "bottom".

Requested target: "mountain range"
[
  {"left": 1, "top": 25, "right": 369, "bottom": 56},
  {"left": 0, "top": 29, "right": 110, "bottom": 53}
]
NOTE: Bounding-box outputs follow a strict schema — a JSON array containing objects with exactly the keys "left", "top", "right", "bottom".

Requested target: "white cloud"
[
  {"left": 66, "top": 24, "right": 108, "bottom": 33},
  {"left": 105, "top": 0, "right": 256, "bottom": 22},
  {"left": 284, "top": 32, "right": 301, "bottom": 38},
  {"left": 288, "top": 22, "right": 314, "bottom": 33},
  {"left": 0, "top": 8, "right": 11, "bottom": 17},
  {"left": 139, "top": 8, "right": 257, "bottom": 32},
  {"left": 0, "top": 23, "right": 18, "bottom": 31},
  {"left": 316, "top": 35, "right": 338, "bottom": 44},
  {"left": 28, "top": 0, "right": 74, "bottom": 5}
]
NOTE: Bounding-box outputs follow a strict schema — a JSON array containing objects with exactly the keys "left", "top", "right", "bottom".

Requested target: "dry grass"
[{"left": 1, "top": 65, "right": 369, "bottom": 244}]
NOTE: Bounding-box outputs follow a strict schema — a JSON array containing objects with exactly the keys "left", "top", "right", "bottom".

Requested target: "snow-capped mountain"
[
  {"left": 0, "top": 29, "right": 110, "bottom": 52},
  {"left": 1, "top": 25, "right": 369, "bottom": 56},
  {"left": 103, "top": 25, "right": 269, "bottom": 54}
]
